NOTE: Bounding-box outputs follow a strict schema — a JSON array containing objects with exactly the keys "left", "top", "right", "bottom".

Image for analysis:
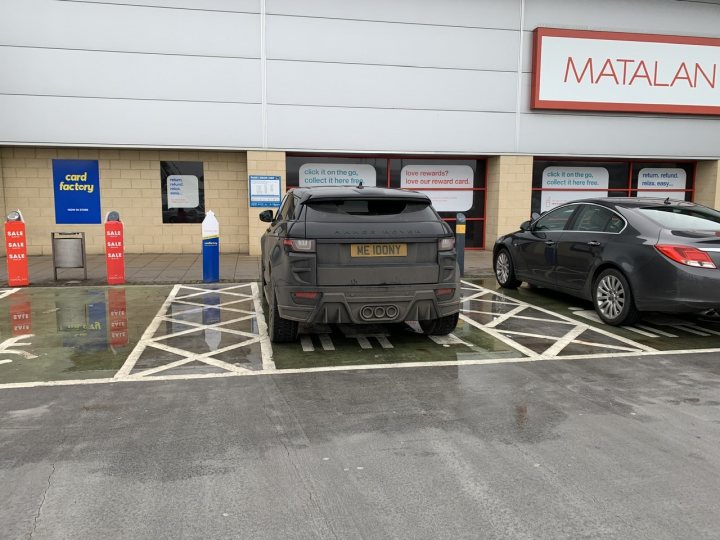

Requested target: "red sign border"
[{"left": 531, "top": 27, "right": 720, "bottom": 116}]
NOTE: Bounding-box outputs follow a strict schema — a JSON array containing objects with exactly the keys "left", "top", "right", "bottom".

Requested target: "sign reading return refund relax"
[
  {"left": 532, "top": 27, "right": 720, "bottom": 115},
  {"left": 52, "top": 159, "right": 102, "bottom": 224}
]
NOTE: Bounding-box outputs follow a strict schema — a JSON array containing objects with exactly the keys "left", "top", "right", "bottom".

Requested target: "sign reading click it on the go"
[
  {"left": 540, "top": 167, "right": 609, "bottom": 212},
  {"left": 532, "top": 27, "right": 720, "bottom": 115}
]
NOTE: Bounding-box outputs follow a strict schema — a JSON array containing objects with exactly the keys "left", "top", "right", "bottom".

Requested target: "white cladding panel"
[
  {"left": 0, "top": 48, "right": 261, "bottom": 103},
  {"left": 524, "top": 0, "right": 720, "bottom": 37},
  {"left": 0, "top": 95, "right": 262, "bottom": 148},
  {"left": 266, "top": 15, "right": 519, "bottom": 71},
  {"left": 267, "top": 61, "right": 517, "bottom": 112},
  {"left": 267, "top": 106, "right": 516, "bottom": 153},
  {"left": 2, "top": 0, "right": 720, "bottom": 158},
  {"left": 267, "top": 0, "right": 520, "bottom": 28},
  {"left": 0, "top": 1, "right": 260, "bottom": 57},
  {"left": 81, "top": 0, "right": 259, "bottom": 11}
]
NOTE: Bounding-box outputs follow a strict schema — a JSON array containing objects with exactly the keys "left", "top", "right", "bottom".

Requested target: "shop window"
[
  {"left": 286, "top": 155, "right": 487, "bottom": 248},
  {"left": 286, "top": 157, "right": 388, "bottom": 188},
  {"left": 532, "top": 160, "right": 629, "bottom": 214},
  {"left": 161, "top": 161, "right": 205, "bottom": 224}
]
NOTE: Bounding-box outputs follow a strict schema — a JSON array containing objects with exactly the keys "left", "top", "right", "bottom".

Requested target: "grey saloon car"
[
  {"left": 493, "top": 198, "right": 720, "bottom": 326},
  {"left": 259, "top": 186, "right": 461, "bottom": 342}
]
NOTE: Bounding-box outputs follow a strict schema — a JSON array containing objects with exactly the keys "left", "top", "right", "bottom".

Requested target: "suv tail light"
[
  {"left": 438, "top": 237, "right": 455, "bottom": 251},
  {"left": 283, "top": 239, "right": 316, "bottom": 253},
  {"left": 655, "top": 244, "right": 717, "bottom": 269}
]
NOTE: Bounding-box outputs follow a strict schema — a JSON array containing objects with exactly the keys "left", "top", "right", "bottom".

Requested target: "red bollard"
[
  {"left": 4, "top": 210, "right": 29, "bottom": 287},
  {"left": 104, "top": 211, "right": 125, "bottom": 285}
]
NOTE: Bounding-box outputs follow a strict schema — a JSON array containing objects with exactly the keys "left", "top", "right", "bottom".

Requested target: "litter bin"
[{"left": 51, "top": 231, "right": 87, "bottom": 281}]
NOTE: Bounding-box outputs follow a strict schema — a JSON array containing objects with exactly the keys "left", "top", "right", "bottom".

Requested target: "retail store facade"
[{"left": 2, "top": 0, "right": 720, "bottom": 257}]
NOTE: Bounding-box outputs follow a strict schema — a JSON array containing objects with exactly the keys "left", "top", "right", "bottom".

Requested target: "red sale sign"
[
  {"left": 104, "top": 220, "right": 125, "bottom": 285},
  {"left": 5, "top": 220, "right": 29, "bottom": 286}
]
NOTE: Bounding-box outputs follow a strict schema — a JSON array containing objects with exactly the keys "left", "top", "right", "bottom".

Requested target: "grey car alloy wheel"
[
  {"left": 596, "top": 274, "right": 626, "bottom": 320},
  {"left": 496, "top": 251, "right": 511, "bottom": 283}
]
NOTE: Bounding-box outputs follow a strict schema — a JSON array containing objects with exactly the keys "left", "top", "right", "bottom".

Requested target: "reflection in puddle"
[
  {"left": 55, "top": 289, "right": 130, "bottom": 353},
  {"left": 0, "top": 286, "right": 170, "bottom": 384}
]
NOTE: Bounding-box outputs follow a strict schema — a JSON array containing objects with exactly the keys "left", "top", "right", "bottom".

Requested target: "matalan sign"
[{"left": 532, "top": 27, "right": 720, "bottom": 115}]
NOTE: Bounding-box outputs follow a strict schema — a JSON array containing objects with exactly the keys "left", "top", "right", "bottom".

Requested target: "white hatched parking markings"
[
  {"left": 115, "top": 283, "right": 274, "bottom": 379},
  {"left": 571, "top": 308, "right": 720, "bottom": 340},
  {"left": 0, "top": 288, "right": 20, "bottom": 301},
  {"left": 460, "top": 281, "right": 656, "bottom": 358}
]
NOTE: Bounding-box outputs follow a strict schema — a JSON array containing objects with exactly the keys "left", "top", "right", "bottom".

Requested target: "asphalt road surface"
[{"left": 2, "top": 351, "right": 720, "bottom": 539}]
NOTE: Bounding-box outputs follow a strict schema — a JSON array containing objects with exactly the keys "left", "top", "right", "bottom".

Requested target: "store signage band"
[{"left": 532, "top": 27, "right": 720, "bottom": 115}]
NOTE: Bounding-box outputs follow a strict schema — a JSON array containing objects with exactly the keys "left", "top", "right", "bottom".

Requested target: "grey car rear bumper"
[{"left": 275, "top": 285, "right": 461, "bottom": 324}]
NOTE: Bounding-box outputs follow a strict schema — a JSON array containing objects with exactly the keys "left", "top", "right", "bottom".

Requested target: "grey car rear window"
[
  {"left": 305, "top": 199, "right": 436, "bottom": 219},
  {"left": 639, "top": 206, "right": 720, "bottom": 230}
]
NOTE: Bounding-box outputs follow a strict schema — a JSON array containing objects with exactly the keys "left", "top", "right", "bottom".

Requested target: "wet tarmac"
[
  {"left": 2, "top": 352, "right": 720, "bottom": 538},
  {"left": 1, "top": 280, "right": 720, "bottom": 386}
]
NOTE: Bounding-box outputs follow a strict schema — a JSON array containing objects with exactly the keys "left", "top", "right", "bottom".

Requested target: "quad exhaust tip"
[{"left": 361, "top": 304, "right": 399, "bottom": 320}]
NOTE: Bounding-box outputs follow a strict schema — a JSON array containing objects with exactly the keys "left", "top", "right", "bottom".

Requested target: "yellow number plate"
[{"left": 351, "top": 243, "right": 407, "bottom": 257}]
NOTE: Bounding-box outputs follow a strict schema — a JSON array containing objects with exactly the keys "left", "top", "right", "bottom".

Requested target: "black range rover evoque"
[{"left": 259, "top": 186, "right": 461, "bottom": 342}]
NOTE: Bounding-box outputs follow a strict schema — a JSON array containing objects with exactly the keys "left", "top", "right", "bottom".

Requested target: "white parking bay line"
[
  {"left": 300, "top": 336, "right": 315, "bottom": 352},
  {"left": 318, "top": 334, "right": 335, "bottom": 351},
  {"left": 635, "top": 324, "right": 677, "bottom": 338},
  {"left": 621, "top": 326, "right": 660, "bottom": 338},
  {"left": 116, "top": 283, "right": 273, "bottom": 377},
  {"left": 682, "top": 324, "right": 720, "bottom": 336},
  {"left": 672, "top": 325, "right": 712, "bottom": 337},
  {"left": 0, "top": 288, "right": 20, "bottom": 301},
  {"left": 115, "top": 284, "right": 181, "bottom": 378},
  {"left": 5, "top": 347, "right": 720, "bottom": 391}
]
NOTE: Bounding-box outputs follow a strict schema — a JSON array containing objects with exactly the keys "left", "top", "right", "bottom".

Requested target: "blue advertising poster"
[{"left": 52, "top": 159, "right": 102, "bottom": 224}]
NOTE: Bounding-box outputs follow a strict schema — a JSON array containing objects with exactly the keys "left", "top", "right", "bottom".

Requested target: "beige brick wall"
[
  {"left": 694, "top": 160, "right": 720, "bottom": 209},
  {"left": 0, "top": 147, "right": 248, "bottom": 255},
  {"left": 484, "top": 155, "right": 534, "bottom": 248},
  {"left": 247, "top": 151, "right": 286, "bottom": 256}
]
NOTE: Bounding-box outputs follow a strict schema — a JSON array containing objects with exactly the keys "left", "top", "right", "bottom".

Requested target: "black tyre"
[
  {"left": 494, "top": 248, "right": 521, "bottom": 289},
  {"left": 268, "top": 289, "right": 299, "bottom": 343},
  {"left": 419, "top": 312, "right": 460, "bottom": 335},
  {"left": 593, "top": 268, "right": 640, "bottom": 326}
]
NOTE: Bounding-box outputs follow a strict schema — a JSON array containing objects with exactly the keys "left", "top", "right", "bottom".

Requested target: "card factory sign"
[{"left": 532, "top": 27, "right": 720, "bottom": 115}]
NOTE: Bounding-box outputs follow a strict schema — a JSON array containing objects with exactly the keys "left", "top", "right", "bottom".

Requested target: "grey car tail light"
[
  {"left": 283, "top": 238, "right": 316, "bottom": 252},
  {"left": 438, "top": 237, "right": 455, "bottom": 251},
  {"left": 655, "top": 244, "right": 717, "bottom": 269}
]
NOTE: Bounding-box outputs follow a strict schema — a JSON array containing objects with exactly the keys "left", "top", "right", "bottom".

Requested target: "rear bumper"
[
  {"left": 631, "top": 261, "right": 720, "bottom": 313},
  {"left": 276, "top": 284, "right": 461, "bottom": 324}
]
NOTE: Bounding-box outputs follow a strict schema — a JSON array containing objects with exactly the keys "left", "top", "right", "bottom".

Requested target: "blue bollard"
[{"left": 202, "top": 210, "right": 220, "bottom": 283}]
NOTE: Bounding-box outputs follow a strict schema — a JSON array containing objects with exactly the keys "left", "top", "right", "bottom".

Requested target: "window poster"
[
  {"left": 161, "top": 161, "right": 205, "bottom": 223},
  {"left": 540, "top": 166, "right": 609, "bottom": 212}
]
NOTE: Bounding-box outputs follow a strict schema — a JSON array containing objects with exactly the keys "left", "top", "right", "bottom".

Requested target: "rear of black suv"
[{"left": 260, "top": 186, "right": 461, "bottom": 342}]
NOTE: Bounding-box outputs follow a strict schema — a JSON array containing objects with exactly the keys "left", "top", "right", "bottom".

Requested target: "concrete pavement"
[{"left": 0, "top": 250, "right": 495, "bottom": 286}]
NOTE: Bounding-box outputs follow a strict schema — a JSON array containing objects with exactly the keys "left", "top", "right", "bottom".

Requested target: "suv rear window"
[
  {"left": 306, "top": 199, "right": 437, "bottom": 219},
  {"left": 639, "top": 206, "right": 720, "bottom": 231}
]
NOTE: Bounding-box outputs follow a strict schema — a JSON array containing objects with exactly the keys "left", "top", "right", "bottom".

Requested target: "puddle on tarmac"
[
  {"left": 271, "top": 317, "right": 519, "bottom": 370},
  {"left": 0, "top": 286, "right": 171, "bottom": 384}
]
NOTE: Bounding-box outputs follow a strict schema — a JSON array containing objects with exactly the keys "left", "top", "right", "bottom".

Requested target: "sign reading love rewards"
[{"left": 52, "top": 159, "right": 102, "bottom": 224}]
